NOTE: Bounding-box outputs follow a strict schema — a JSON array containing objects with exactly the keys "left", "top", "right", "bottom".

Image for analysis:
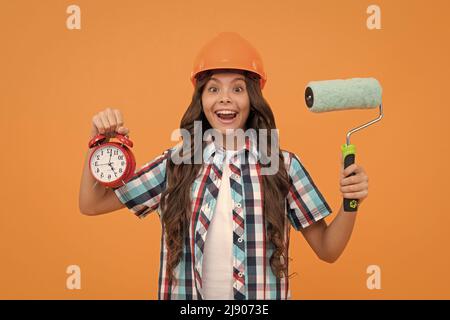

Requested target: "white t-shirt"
[{"left": 202, "top": 150, "right": 237, "bottom": 300}]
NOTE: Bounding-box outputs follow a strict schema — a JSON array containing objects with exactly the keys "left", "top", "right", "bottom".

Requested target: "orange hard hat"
[{"left": 190, "top": 32, "right": 267, "bottom": 90}]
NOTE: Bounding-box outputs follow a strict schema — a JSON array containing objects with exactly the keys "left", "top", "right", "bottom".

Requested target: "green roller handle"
[{"left": 341, "top": 144, "right": 358, "bottom": 212}]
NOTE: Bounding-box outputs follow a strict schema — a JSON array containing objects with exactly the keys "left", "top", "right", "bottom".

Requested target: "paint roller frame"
[{"left": 340, "top": 104, "right": 383, "bottom": 212}]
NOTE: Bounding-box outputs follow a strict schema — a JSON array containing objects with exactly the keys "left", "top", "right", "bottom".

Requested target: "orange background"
[{"left": 1, "top": 0, "right": 449, "bottom": 299}]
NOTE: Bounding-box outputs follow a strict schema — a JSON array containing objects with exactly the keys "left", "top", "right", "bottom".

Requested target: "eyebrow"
[{"left": 209, "top": 77, "right": 245, "bottom": 84}]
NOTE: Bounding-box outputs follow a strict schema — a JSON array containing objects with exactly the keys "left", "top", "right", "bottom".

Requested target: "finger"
[
  {"left": 340, "top": 181, "right": 368, "bottom": 193},
  {"left": 99, "top": 112, "right": 110, "bottom": 134},
  {"left": 114, "top": 110, "right": 128, "bottom": 134},
  {"left": 342, "top": 190, "right": 368, "bottom": 199},
  {"left": 118, "top": 127, "right": 130, "bottom": 135},
  {"left": 342, "top": 164, "right": 359, "bottom": 177},
  {"left": 114, "top": 109, "right": 124, "bottom": 130},
  {"left": 341, "top": 172, "right": 356, "bottom": 185},
  {"left": 92, "top": 116, "right": 105, "bottom": 134},
  {"left": 105, "top": 108, "right": 117, "bottom": 133},
  {"left": 341, "top": 173, "right": 367, "bottom": 186}
]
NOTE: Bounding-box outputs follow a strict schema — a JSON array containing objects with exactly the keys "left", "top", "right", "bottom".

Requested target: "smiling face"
[{"left": 201, "top": 70, "right": 251, "bottom": 143}]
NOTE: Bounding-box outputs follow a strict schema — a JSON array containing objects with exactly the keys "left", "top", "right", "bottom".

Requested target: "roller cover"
[{"left": 305, "top": 77, "right": 382, "bottom": 112}]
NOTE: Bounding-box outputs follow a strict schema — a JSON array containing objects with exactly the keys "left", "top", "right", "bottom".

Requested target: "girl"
[{"left": 79, "top": 32, "right": 369, "bottom": 300}]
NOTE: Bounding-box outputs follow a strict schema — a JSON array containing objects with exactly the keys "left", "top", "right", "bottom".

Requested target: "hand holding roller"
[{"left": 304, "top": 77, "right": 383, "bottom": 212}]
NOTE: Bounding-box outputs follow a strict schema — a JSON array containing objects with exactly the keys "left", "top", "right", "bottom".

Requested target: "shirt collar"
[{"left": 203, "top": 130, "right": 259, "bottom": 165}]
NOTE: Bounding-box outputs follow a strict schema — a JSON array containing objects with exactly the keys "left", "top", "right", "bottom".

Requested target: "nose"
[{"left": 219, "top": 93, "right": 231, "bottom": 104}]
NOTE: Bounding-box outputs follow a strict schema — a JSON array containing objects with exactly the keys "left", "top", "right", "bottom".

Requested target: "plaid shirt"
[{"left": 113, "top": 132, "right": 332, "bottom": 300}]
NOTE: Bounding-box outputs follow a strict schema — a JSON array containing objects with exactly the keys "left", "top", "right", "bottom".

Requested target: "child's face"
[{"left": 201, "top": 72, "right": 250, "bottom": 136}]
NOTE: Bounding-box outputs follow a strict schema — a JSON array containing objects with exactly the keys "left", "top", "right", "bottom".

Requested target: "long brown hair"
[{"left": 159, "top": 69, "right": 291, "bottom": 286}]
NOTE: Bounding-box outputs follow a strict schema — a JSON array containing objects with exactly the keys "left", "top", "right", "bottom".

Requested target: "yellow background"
[{"left": 1, "top": 0, "right": 449, "bottom": 299}]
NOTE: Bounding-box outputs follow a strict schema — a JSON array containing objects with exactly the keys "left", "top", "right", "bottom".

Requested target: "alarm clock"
[{"left": 88, "top": 133, "right": 137, "bottom": 188}]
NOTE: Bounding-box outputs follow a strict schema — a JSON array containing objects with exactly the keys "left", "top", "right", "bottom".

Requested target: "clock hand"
[{"left": 109, "top": 163, "right": 118, "bottom": 178}]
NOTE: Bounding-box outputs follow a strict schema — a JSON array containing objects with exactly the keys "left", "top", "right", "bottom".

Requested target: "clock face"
[{"left": 90, "top": 145, "right": 127, "bottom": 183}]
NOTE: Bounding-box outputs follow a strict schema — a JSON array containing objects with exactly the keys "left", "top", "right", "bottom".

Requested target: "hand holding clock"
[
  {"left": 90, "top": 108, "right": 130, "bottom": 140},
  {"left": 88, "top": 108, "right": 136, "bottom": 188}
]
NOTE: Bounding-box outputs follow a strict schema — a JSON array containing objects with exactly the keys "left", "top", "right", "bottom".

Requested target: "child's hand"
[
  {"left": 90, "top": 108, "right": 130, "bottom": 141},
  {"left": 339, "top": 162, "right": 369, "bottom": 205}
]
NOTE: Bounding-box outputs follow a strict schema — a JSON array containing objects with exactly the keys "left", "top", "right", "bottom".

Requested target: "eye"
[
  {"left": 234, "top": 86, "right": 244, "bottom": 93},
  {"left": 208, "top": 86, "right": 218, "bottom": 93}
]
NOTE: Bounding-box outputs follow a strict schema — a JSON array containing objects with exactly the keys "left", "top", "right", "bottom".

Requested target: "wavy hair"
[{"left": 159, "top": 69, "right": 291, "bottom": 287}]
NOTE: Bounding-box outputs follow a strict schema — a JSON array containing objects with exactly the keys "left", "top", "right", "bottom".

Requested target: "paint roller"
[{"left": 304, "top": 77, "right": 383, "bottom": 212}]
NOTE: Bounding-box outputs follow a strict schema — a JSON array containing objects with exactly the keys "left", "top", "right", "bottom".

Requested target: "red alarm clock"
[{"left": 88, "top": 133, "right": 136, "bottom": 188}]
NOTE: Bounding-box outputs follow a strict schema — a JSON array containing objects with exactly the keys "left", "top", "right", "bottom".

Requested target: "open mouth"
[{"left": 215, "top": 110, "right": 238, "bottom": 123}]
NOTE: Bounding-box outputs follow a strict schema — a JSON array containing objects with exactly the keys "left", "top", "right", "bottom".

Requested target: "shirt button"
[
  {"left": 238, "top": 237, "right": 244, "bottom": 243},
  {"left": 238, "top": 272, "right": 244, "bottom": 278},
  {"left": 233, "top": 174, "right": 239, "bottom": 179},
  {"left": 236, "top": 203, "right": 242, "bottom": 208}
]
